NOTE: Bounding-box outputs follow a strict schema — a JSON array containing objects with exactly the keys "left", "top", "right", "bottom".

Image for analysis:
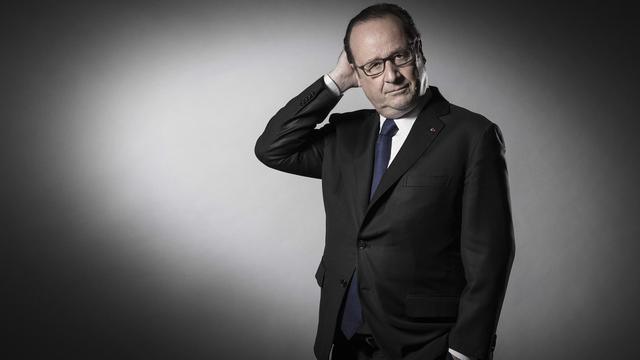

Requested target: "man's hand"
[{"left": 328, "top": 50, "right": 359, "bottom": 93}]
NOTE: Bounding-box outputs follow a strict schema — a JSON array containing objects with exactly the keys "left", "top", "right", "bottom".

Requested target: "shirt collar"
[{"left": 378, "top": 95, "right": 429, "bottom": 133}]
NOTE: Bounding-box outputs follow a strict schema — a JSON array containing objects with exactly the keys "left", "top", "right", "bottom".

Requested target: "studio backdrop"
[{"left": 4, "top": 0, "right": 639, "bottom": 359}]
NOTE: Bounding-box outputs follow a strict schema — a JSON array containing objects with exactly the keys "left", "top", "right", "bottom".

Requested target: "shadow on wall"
[{"left": 6, "top": 216, "right": 301, "bottom": 359}]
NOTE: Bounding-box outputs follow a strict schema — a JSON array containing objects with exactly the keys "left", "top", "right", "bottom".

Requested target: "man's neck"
[{"left": 381, "top": 90, "right": 432, "bottom": 120}]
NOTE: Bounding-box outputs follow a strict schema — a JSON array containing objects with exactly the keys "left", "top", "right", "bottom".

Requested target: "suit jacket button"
[
  {"left": 340, "top": 279, "right": 348, "bottom": 287},
  {"left": 358, "top": 241, "right": 367, "bottom": 249}
]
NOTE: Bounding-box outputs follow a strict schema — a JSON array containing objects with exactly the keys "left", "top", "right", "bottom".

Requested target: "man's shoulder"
[
  {"left": 426, "top": 86, "right": 496, "bottom": 136},
  {"left": 443, "top": 103, "right": 496, "bottom": 136}
]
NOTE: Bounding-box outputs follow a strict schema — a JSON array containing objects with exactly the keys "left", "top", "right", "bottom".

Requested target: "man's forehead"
[{"left": 350, "top": 16, "right": 408, "bottom": 63}]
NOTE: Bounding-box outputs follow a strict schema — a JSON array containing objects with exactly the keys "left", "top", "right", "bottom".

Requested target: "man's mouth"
[{"left": 385, "top": 85, "right": 409, "bottom": 94}]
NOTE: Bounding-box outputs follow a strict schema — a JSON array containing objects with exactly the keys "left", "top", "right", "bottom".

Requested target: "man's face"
[{"left": 349, "top": 16, "right": 420, "bottom": 118}]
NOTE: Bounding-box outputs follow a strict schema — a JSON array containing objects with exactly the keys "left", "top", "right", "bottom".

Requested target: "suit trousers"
[
  {"left": 331, "top": 331, "right": 389, "bottom": 360},
  {"left": 330, "top": 331, "right": 452, "bottom": 360}
]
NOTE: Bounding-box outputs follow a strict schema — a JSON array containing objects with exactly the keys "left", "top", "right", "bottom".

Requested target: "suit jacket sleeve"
[
  {"left": 448, "top": 123, "right": 516, "bottom": 359},
  {"left": 254, "top": 77, "right": 341, "bottom": 178}
]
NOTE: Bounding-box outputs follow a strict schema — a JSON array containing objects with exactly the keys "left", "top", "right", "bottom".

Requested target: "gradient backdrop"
[{"left": 4, "top": 0, "right": 639, "bottom": 359}]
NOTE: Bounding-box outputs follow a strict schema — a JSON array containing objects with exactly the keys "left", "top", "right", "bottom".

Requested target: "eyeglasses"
[{"left": 355, "top": 48, "right": 415, "bottom": 77}]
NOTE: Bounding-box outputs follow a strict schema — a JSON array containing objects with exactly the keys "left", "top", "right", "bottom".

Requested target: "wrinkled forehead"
[{"left": 349, "top": 16, "right": 410, "bottom": 65}]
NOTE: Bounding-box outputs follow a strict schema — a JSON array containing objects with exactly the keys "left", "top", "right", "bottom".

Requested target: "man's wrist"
[{"left": 323, "top": 74, "right": 342, "bottom": 96}]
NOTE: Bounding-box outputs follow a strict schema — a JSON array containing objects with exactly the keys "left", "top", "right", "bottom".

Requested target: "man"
[{"left": 255, "top": 4, "right": 514, "bottom": 360}]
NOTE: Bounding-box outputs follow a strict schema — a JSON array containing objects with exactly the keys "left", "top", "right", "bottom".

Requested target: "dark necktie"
[{"left": 341, "top": 118, "right": 398, "bottom": 339}]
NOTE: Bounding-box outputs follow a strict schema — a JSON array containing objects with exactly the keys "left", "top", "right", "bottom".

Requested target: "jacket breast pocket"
[
  {"left": 314, "top": 260, "right": 326, "bottom": 287},
  {"left": 403, "top": 174, "right": 450, "bottom": 188},
  {"left": 404, "top": 295, "right": 459, "bottom": 319}
]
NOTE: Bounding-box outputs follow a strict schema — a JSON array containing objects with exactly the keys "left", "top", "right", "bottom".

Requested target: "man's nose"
[{"left": 383, "top": 60, "right": 401, "bottom": 83}]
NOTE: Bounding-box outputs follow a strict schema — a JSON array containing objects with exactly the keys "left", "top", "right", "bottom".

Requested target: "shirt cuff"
[
  {"left": 323, "top": 74, "right": 342, "bottom": 96},
  {"left": 449, "top": 348, "right": 473, "bottom": 360}
]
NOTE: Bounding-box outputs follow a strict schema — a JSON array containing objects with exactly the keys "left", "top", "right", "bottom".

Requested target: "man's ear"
[
  {"left": 416, "top": 53, "right": 429, "bottom": 96},
  {"left": 351, "top": 64, "right": 362, "bottom": 87}
]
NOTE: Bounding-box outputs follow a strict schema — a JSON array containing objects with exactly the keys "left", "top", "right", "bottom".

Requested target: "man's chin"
[
  {"left": 378, "top": 104, "right": 414, "bottom": 118},
  {"left": 381, "top": 98, "right": 417, "bottom": 117}
]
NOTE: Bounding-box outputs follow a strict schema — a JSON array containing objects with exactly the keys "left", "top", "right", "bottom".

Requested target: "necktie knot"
[{"left": 380, "top": 118, "right": 398, "bottom": 137}]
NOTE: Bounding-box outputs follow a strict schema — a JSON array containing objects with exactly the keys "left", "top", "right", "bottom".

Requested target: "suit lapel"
[{"left": 366, "top": 87, "right": 450, "bottom": 213}]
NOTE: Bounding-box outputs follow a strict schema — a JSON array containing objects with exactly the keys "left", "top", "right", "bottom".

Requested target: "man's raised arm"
[{"left": 254, "top": 51, "right": 358, "bottom": 178}]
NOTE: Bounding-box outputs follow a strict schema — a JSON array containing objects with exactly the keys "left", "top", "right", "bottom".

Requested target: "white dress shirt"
[{"left": 323, "top": 75, "right": 473, "bottom": 360}]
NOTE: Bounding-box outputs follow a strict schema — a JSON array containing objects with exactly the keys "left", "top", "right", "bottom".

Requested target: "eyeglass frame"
[{"left": 353, "top": 39, "right": 421, "bottom": 77}]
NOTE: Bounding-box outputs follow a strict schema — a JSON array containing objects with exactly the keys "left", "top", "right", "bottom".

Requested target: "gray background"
[{"left": 4, "top": 0, "right": 639, "bottom": 359}]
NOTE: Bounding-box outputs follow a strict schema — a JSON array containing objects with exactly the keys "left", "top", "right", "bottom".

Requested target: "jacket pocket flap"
[
  {"left": 315, "top": 261, "right": 326, "bottom": 287},
  {"left": 405, "top": 295, "right": 459, "bottom": 318}
]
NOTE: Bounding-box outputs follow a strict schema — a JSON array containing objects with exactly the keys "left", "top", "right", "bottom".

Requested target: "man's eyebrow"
[{"left": 362, "top": 47, "right": 407, "bottom": 65}]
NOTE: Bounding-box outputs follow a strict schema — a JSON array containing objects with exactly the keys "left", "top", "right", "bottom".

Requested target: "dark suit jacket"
[{"left": 255, "top": 77, "right": 515, "bottom": 360}]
